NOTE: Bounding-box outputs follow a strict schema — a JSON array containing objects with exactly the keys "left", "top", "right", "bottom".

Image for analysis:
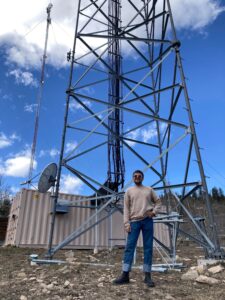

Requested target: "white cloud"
[
  {"left": 0, "top": 0, "right": 223, "bottom": 69},
  {"left": 60, "top": 174, "right": 84, "bottom": 194},
  {"left": 49, "top": 148, "right": 60, "bottom": 158},
  {"left": 97, "top": 113, "right": 104, "bottom": 119},
  {"left": 140, "top": 123, "right": 167, "bottom": 143},
  {"left": 39, "top": 148, "right": 60, "bottom": 158},
  {"left": 0, "top": 133, "right": 12, "bottom": 148},
  {"left": 141, "top": 126, "right": 158, "bottom": 143},
  {"left": 69, "top": 100, "right": 92, "bottom": 112},
  {"left": 125, "top": 123, "right": 167, "bottom": 147},
  {"left": 0, "top": 132, "right": 20, "bottom": 149},
  {"left": 7, "top": 69, "right": 38, "bottom": 87},
  {"left": 10, "top": 133, "right": 21, "bottom": 141},
  {"left": 65, "top": 141, "right": 78, "bottom": 154},
  {"left": 24, "top": 103, "right": 38, "bottom": 113},
  {"left": 2, "top": 94, "right": 12, "bottom": 101},
  {"left": 0, "top": 0, "right": 77, "bottom": 69},
  {"left": 3, "top": 34, "right": 43, "bottom": 69},
  {"left": 170, "top": 0, "right": 225, "bottom": 30},
  {"left": 0, "top": 149, "right": 37, "bottom": 178},
  {"left": 39, "top": 150, "right": 46, "bottom": 157},
  {"left": 125, "top": 129, "right": 140, "bottom": 147}
]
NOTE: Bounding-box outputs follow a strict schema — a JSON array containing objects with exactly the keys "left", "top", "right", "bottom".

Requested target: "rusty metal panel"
[
  {"left": 4, "top": 190, "right": 22, "bottom": 246},
  {"left": 5, "top": 189, "right": 170, "bottom": 249}
]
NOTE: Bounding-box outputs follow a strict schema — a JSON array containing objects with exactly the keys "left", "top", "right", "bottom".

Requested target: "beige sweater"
[{"left": 124, "top": 185, "right": 161, "bottom": 225}]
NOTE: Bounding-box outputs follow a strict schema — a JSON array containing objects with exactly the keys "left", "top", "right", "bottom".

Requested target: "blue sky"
[{"left": 0, "top": 0, "right": 225, "bottom": 195}]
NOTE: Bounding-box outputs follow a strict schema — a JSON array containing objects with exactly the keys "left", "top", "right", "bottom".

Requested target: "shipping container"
[{"left": 5, "top": 189, "right": 170, "bottom": 250}]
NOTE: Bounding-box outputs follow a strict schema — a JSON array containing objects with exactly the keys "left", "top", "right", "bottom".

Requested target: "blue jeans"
[{"left": 122, "top": 217, "right": 153, "bottom": 272}]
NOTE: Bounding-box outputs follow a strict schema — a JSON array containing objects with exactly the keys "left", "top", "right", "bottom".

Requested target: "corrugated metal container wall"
[
  {"left": 5, "top": 191, "right": 22, "bottom": 245},
  {"left": 5, "top": 189, "right": 169, "bottom": 249}
]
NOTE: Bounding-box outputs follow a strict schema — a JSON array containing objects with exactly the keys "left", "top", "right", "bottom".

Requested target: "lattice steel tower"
[{"left": 49, "top": 0, "right": 224, "bottom": 258}]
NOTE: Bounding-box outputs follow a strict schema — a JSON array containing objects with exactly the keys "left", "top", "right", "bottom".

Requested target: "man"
[{"left": 113, "top": 170, "right": 161, "bottom": 287}]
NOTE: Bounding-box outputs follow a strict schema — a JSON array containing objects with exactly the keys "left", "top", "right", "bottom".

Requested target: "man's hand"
[
  {"left": 146, "top": 210, "right": 156, "bottom": 218},
  {"left": 124, "top": 223, "right": 131, "bottom": 233}
]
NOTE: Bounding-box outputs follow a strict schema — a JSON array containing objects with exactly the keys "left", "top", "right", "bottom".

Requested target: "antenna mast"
[
  {"left": 107, "top": 0, "right": 125, "bottom": 191},
  {"left": 28, "top": 3, "right": 53, "bottom": 184}
]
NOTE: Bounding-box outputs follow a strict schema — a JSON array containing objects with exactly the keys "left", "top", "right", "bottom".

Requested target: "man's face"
[{"left": 133, "top": 172, "right": 143, "bottom": 185}]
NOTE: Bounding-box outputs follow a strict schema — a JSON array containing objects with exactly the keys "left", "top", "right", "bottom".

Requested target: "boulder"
[
  {"left": 46, "top": 283, "right": 54, "bottom": 290},
  {"left": 181, "top": 269, "right": 199, "bottom": 281},
  {"left": 208, "top": 265, "right": 224, "bottom": 274},
  {"left": 64, "top": 280, "right": 71, "bottom": 287},
  {"left": 196, "top": 265, "right": 207, "bottom": 275},
  {"left": 196, "top": 275, "right": 220, "bottom": 285},
  {"left": 97, "top": 282, "right": 104, "bottom": 287}
]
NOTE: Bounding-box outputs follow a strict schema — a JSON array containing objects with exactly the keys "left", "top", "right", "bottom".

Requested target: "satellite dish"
[{"left": 38, "top": 163, "right": 57, "bottom": 193}]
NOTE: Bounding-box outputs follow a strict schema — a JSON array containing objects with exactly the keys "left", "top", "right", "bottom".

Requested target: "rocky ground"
[{"left": 0, "top": 242, "right": 225, "bottom": 300}]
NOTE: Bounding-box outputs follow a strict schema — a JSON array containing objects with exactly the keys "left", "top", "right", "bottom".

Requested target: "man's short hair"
[{"left": 133, "top": 170, "right": 144, "bottom": 178}]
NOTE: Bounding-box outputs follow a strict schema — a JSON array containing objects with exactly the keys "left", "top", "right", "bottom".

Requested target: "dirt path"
[{"left": 0, "top": 243, "right": 225, "bottom": 300}]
